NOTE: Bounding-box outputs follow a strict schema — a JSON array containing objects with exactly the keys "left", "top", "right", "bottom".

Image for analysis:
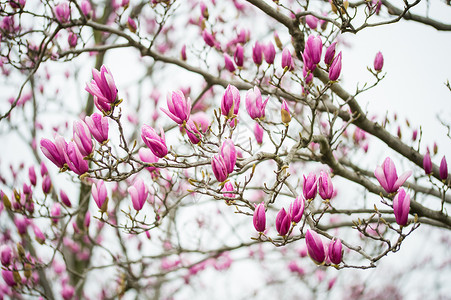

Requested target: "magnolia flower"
[
  {"left": 253, "top": 202, "right": 266, "bottom": 232},
  {"left": 161, "top": 90, "right": 191, "bottom": 124},
  {"left": 305, "top": 229, "right": 325, "bottom": 264},
  {"left": 374, "top": 157, "right": 412, "bottom": 193}
]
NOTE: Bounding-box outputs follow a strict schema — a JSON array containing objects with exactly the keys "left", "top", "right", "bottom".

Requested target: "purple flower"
[
  {"left": 28, "top": 166, "right": 37, "bottom": 186},
  {"left": 220, "top": 139, "right": 237, "bottom": 174},
  {"left": 211, "top": 154, "right": 228, "bottom": 182},
  {"left": 1, "top": 269, "right": 16, "bottom": 287},
  {"left": 54, "top": 2, "right": 70, "bottom": 23},
  {"left": 64, "top": 142, "right": 89, "bottom": 175},
  {"left": 303, "top": 173, "right": 317, "bottom": 200},
  {"left": 423, "top": 151, "right": 432, "bottom": 175},
  {"left": 0, "top": 245, "right": 12, "bottom": 266},
  {"left": 374, "top": 51, "right": 384, "bottom": 72},
  {"left": 42, "top": 175, "right": 52, "bottom": 194},
  {"left": 234, "top": 44, "right": 244, "bottom": 67},
  {"left": 68, "top": 32, "right": 77, "bottom": 48},
  {"left": 305, "top": 229, "right": 325, "bottom": 264},
  {"left": 221, "top": 84, "right": 240, "bottom": 118},
  {"left": 161, "top": 90, "right": 191, "bottom": 124},
  {"left": 254, "top": 123, "right": 264, "bottom": 145},
  {"left": 281, "top": 48, "right": 293, "bottom": 70},
  {"left": 440, "top": 156, "right": 448, "bottom": 180},
  {"left": 222, "top": 181, "right": 235, "bottom": 199},
  {"left": 85, "top": 65, "right": 118, "bottom": 111},
  {"left": 202, "top": 30, "right": 216, "bottom": 47},
  {"left": 253, "top": 202, "right": 266, "bottom": 232},
  {"left": 324, "top": 42, "right": 337, "bottom": 66},
  {"left": 263, "top": 42, "right": 276, "bottom": 64},
  {"left": 128, "top": 178, "right": 148, "bottom": 211},
  {"left": 328, "top": 51, "right": 342, "bottom": 81},
  {"left": 276, "top": 208, "right": 291, "bottom": 236},
  {"left": 224, "top": 54, "right": 236, "bottom": 72},
  {"left": 141, "top": 125, "right": 168, "bottom": 158},
  {"left": 245, "top": 86, "right": 269, "bottom": 120},
  {"left": 15, "top": 215, "right": 29, "bottom": 235},
  {"left": 60, "top": 190, "right": 72, "bottom": 207},
  {"left": 185, "top": 119, "right": 202, "bottom": 144},
  {"left": 92, "top": 180, "right": 108, "bottom": 212},
  {"left": 374, "top": 157, "right": 412, "bottom": 193},
  {"left": 305, "top": 35, "right": 322, "bottom": 65},
  {"left": 73, "top": 120, "right": 93, "bottom": 157},
  {"left": 305, "top": 15, "right": 318, "bottom": 29},
  {"left": 40, "top": 136, "right": 67, "bottom": 168},
  {"left": 85, "top": 113, "right": 109, "bottom": 144},
  {"left": 252, "top": 41, "right": 263, "bottom": 65},
  {"left": 328, "top": 238, "right": 342, "bottom": 265},
  {"left": 393, "top": 188, "right": 410, "bottom": 226},
  {"left": 80, "top": 0, "right": 92, "bottom": 18},
  {"left": 318, "top": 171, "right": 334, "bottom": 200},
  {"left": 62, "top": 285, "right": 75, "bottom": 300},
  {"left": 289, "top": 196, "right": 305, "bottom": 223}
]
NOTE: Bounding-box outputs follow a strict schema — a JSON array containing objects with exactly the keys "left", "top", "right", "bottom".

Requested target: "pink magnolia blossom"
[
  {"left": 211, "top": 154, "right": 228, "bottom": 182},
  {"left": 73, "top": 120, "right": 93, "bottom": 157},
  {"left": 305, "top": 15, "right": 318, "bottom": 29},
  {"left": 253, "top": 202, "right": 266, "bottom": 232},
  {"left": 85, "top": 65, "right": 118, "bottom": 112},
  {"left": 324, "top": 42, "right": 337, "bottom": 66},
  {"left": 245, "top": 86, "right": 269, "bottom": 120},
  {"left": 40, "top": 136, "right": 67, "bottom": 168},
  {"left": 252, "top": 41, "right": 263, "bottom": 65},
  {"left": 305, "top": 35, "right": 323, "bottom": 65},
  {"left": 374, "top": 51, "right": 384, "bottom": 72},
  {"left": 393, "top": 188, "right": 410, "bottom": 226},
  {"left": 440, "top": 156, "right": 448, "bottom": 180},
  {"left": 263, "top": 42, "right": 276, "bottom": 64},
  {"left": 222, "top": 181, "right": 235, "bottom": 199},
  {"left": 303, "top": 173, "right": 317, "bottom": 200},
  {"left": 328, "top": 51, "right": 342, "bottom": 81},
  {"left": 220, "top": 139, "right": 236, "bottom": 174},
  {"left": 254, "top": 123, "right": 264, "bottom": 144},
  {"left": 161, "top": 90, "right": 191, "bottom": 124},
  {"left": 54, "top": 2, "right": 70, "bottom": 23},
  {"left": 318, "top": 171, "right": 334, "bottom": 200},
  {"left": 305, "top": 229, "right": 325, "bottom": 264},
  {"left": 221, "top": 84, "right": 240, "bottom": 118},
  {"left": 234, "top": 44, "right": 244, "bottom": 67},
  {"left": 374, "top": 157, "right": 412, "bottom": 193},
  {"left": 85, "top": 113, "right": 109, "bottom": 144},
  {"left": 64, "top": 142, "right": 89, "bottom": 175},
  {"left": 423, "top": 151, "right": 432, "bottom": 175},
  {"left": 28, "top": 166, "right": 36, "bottom": 186},
  {"left": 60, "top": 190, "right": 72, "bottom": 207},
  {"left": 128, "top": 178, "right": 148, "bottom": 211},
  {"left": 141, "top": 125, "right": 168, "bottom": 158},
  {"left": 289, "top": 196, "right": 305, "bottom": 223},
  {"left": 281, "top": 48, "right": 293, "bottom": 70},
  {"left": 328, "top": 238, "right": 342, "bottom": 265},
  {"left": 224, "top": 54, "right": 236, "bottom": 72},
  {"left": 92, "top": 180, "right": 108, "bottom": 212},
  {"left": 276, "top": 208, "right": 291, "bottom": 236}
]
